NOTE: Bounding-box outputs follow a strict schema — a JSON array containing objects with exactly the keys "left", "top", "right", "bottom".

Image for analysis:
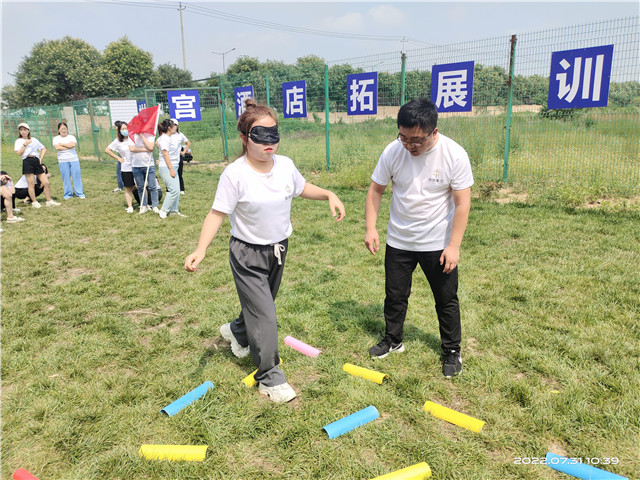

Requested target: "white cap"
[
  {"left": 170, "top": 118, "right": 179, "bottom": 125},
  {"left": 18, "top": 122, "right": 30, "bottom": 130}
]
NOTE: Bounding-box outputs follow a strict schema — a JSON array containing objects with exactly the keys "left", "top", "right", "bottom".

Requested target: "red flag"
[{"left": 127, "top": 105, "right": 159, "bottom": 142}]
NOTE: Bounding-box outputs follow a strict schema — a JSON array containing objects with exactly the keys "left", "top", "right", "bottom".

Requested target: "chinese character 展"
[
  {"left": 171, "top": 94, "right": 197, "bottom": 119},
  {"left": 237, "top": 91, "right": 252, "bottom": 115},
  {"left": 435, "top": 70, "right": 468, "bottom": 109},
  {"left": 285, "top": 86, "right": 305, "bottom": 115},
  {"left": 349, "top": 79, "right": 375, "bottom": 112},
  {"left": 556, "top": 55, "right": 605, "bottom": 103}
]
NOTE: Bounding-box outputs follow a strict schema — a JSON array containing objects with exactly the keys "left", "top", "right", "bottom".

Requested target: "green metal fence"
[{"left": 2, "top": 17, "right": 638, "bottom": 195}]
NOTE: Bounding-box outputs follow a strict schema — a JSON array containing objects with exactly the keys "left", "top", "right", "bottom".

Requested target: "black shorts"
[
  {"left": 121, "top": 171, "right": 135, "bottom": 188},
  {"left": 23, "top": 156, "right": 44, "bottom": 175}
]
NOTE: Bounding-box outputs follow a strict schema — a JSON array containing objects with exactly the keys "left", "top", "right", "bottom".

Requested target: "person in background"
[
  {"left": 364, "top": 98, "right": 473, "bottom": 378},
  {"left": 13, "top": 123, "right": 60, "bottom": 208},
  {"left": 170, "top": 118, "right": 190, "bottom": 195},
  {"left": 129, "top": 126, "right": 160, "bottom": 215},
  {"left": 105, "top": 121, "right": 136, "bottom": 213},
  {"left": 13, "top": 164, "right": 51, "bottom": 203},
  {"left": 1, "top": 172, "right": 24, "bottom": 223},
  {"left": 53, "top": 122, "right": 85, "bottom": 199},
  {"left": 185, "top": 99, "right": 345, "bottom": 404},
  {"left": 156, "top": 119, "right": 185, "bottom": 219}
]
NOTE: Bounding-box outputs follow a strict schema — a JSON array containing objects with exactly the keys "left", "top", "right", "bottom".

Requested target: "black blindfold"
[{"left": 248, "top": 125, "right": 280, "bottom": 145}]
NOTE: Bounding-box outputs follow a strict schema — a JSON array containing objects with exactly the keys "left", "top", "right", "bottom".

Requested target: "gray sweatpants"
[{"left": 229, "top": 236, "right": 288, "bottom": 387}]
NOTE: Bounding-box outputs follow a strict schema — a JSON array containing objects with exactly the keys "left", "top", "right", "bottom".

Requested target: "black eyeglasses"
[{"left": 397, "top": 130, "right": 434, "bottom": 146}]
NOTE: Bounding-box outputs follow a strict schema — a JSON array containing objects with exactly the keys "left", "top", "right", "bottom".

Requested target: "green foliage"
[
  {"left": 103, "top": 37, "right": 154, "bottom": 96},
  {"left": 153, "top": 63, "right": 194, "bottom": 89},
  {"left": 14, "top": 36, "right": 114, "bottom": 106}
]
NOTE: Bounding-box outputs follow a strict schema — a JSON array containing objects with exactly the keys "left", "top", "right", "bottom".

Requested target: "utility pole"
[{"left": 179, "top": 2, "right": 186, "bottom": 70}]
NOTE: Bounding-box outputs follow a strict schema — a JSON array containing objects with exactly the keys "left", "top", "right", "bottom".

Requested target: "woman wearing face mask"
[
  {"left": 53, "top": 122, "right": 85, "bottom": 199},
  {"left": 185, "top": 99, "right": 345, "bottom": 404},
  {"left": 105, "top": 121, "right": 136, "bottom": 213},
  {"left": 14, "top": 123, "right": 59, "bottom": 208}
]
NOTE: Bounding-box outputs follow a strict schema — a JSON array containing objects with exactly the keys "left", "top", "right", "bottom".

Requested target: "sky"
[{"left": 2, "top": 0, "right": 638, "bottom": 87}]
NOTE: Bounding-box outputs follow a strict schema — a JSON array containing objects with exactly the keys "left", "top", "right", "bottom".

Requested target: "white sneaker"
[
  {"left": 6, "top": 216, "right": 24, "bottom": 223},
  {"left": 158, "top": 209, "right": 167, "bottom": 219},
  {"left": 113, "top": 187, "right": 122, "bottom": 193},
  {"left": 32, "top": 201, "right": 42, "bottom": 209},
  {"left": 180, "top": 191, "right": 185, "bottom": 195},
  {"left": 126, "top": 207, "right": 134, "bottom": 214},
  {"left": 152, "top": 206, "right": 162, "bottom": 215},
  {"left": 13, "top": 208, "right": 21, "bottom": 213},
  {"left": 258, "top": 382, "right": 297, "bottom": 404},
  {"left": 45, "top": 200, "right": 61, "bottom": 207},
  {"left": 219, "top": 323, "right": 250, "bottom": 358},
  {"left": 170, "top": 211, "right": 187, "bottom": 217},
  {"left": 139, "top": 206, "right": 149, "bottom": 214}
]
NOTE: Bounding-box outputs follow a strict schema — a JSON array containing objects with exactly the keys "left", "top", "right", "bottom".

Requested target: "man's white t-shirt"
[
  {"left": 371, "top": 133, "right": 474, "bottom": 251},
  {"left": 212, "top": 154, "right": 307, "bottom": 245},
  {"left": 129, "top": 133, "right": 154, "bottom": 168},
  {"left": 52, "top": 135, "right": 79, "bottom": 163},
  {"left": 107, "top": 138, "right": 133, "bottom": 173},
  {"left": 14, "top": 138, "right": 45, "bottom": 159}
]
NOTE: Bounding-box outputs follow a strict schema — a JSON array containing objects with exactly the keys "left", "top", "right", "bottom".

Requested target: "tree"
[
  {"left": 226, "top": 56, "right": 261, "bottom": 74},
  {"left": 154, "top": 63, "right": 193, "bottom": 88},
  {"left": 1, "top": 84, "right": 20, "bottom": 109},
  {"left": 103, "top": 37, "right": 154, "bottom": 96},
  {"left": 14, "top": 36, "right": 113, "bottom": 105}
]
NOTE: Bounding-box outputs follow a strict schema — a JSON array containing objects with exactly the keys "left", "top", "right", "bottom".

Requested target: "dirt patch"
[
  {"left": 138, "top": 249, "right": 158, "bottom": 257},
  {"left": 582, "top": 195, "right": 640, "bottom": 210},
  {"left": 52, "top": 267, "right": 95, "bottom": 285},
  {"left": 548, "top": 441, "right": 569, "bottom": 457},
  {"left": 77, "top": 237, "right": 91, "bottom": 244},
  {"left": 495, "top": 188, "right": 528, "bottom": 204}
]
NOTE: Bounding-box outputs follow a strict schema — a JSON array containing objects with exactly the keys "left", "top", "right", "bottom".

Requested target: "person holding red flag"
[{"left": 127, "top": 106, "right": 161, "bottom": 214}]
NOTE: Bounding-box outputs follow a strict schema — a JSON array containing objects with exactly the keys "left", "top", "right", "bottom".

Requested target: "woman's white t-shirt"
[
  {"left": 14, "top": 138, "right": 45, "bottom": 159},
  {"left": 212, "top": 154, "right": 306, "bottom": 245},
  {"left": 52, "top": 135, "right": 80, "bottom": 163},
  {"left": 157, "top": 134, "right": 180, "bottom": 169},
  {"left": 107, "top": 138, "right": 133, "bottom": 173},
  {"left": 129, "top": 133, "right": 154, "bottom": 168},
  {"left": 371, "top": 134, "right": 474, "bottom": 251}
]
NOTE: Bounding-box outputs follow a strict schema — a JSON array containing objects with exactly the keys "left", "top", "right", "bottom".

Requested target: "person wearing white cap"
[
  {"left": 156, "top": 119, "right": 182, "bottom": 218},
  {"left": 14, "top": 123, "right": 60, "bottom": 208},
  {"left": 170, "top": 118, "right": 190, "bottom": 196}
]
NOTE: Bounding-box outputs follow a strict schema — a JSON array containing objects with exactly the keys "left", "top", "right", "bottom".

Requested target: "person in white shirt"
[
  {"left": 1, "top": 171, "right": 24, "bottom": 223},
  {"left": 185, "top": 99, "right": 345, "bottom": 404},
  {"left": 105, "top": 121, "right": 136, "bottom": 213},
  {"left": 156, "top": 119, "right": 183, "bottom": 219},
  {"left": 53, "top": 122, "right": 85, "bottom": 199},
  {"left": 364, "top": 98, "right": 473, "bottom": 378},
  {"left": 170, "top": 119, "right": 190, "bottom": 195},
  {"left": 13, "top": 122, "right": 59, "bottom": 208},
  {"left": 129, "top": 131, "right": 160, "bottom": 215}
]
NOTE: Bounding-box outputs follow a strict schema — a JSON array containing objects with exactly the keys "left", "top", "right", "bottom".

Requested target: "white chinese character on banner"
[
  {"left": 171, "top": 93, "right": 197, "bottom": 119},
  {"left": 435, "top": 70, "right": 468, "bottom": 109},
  {"left": 236, "top": 91, "right": 252, "bottom": 115},
  {"left": 349, "top": 78, "right": 375, "bottom": 112},
  {"left": 555, "top": 55, "right": 606, "bottom": 103},
  {"left": 285, "top": 86, "right": 305, "bottom": 115}
]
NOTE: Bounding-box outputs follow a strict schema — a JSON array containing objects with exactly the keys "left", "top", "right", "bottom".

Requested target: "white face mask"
[{"left": 121, "top": 130, "right": 128, "bottom": 137}]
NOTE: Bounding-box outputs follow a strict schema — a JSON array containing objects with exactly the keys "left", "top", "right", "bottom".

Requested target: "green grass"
[{"left": 1, "top": 146, "right": 639, "bottom": 480}]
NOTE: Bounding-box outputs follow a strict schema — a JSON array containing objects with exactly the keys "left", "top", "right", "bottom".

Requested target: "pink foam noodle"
[
  {"left": 13, "top": 469, "right": 40, "bottom": 480},
  {"left": 284, "top": 336, "right": 321, "bottom": 357}
]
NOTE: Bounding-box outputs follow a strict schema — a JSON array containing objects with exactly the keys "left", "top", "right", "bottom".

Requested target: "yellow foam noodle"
[
  {"left": 422, "top": 401, "right": 485, "bottom": 433},
  {"left": 343, "top": 363, "right": 389, "bottom": 384},
  {"left": 370, "top": 462, "right": 432, "bottom": 480},
  {"left": 138, "top": 444, "right": 208, "bottom": 461},
  {"left": 242, "top": 359, "right": 283, "bottom": 387}
]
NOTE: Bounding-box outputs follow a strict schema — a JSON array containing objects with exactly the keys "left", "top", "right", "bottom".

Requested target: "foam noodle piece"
[
  {"left": 343, "top": 363, "right": 389, "bottom": 384},
  {"left": 545, "top": 453, "right": 628, "bottom": 480},
  {"left": 242, "top": 359, "right": 283, "bottom": 387},
  {"left": 13, "top": 469, "right": 40, "bottom": 480},
  {"left": 139, "top": 444, "right": 208, "bottom": 462},
  {"left": 284, "top": 336, "right": 320, "bottom": 357},
  {"left": 323, "top": 405, "right": 379, "bottom": 439},
  {"left": 422, "top": 401, "right": 485, "bottom": 433},
  {"left": 161, "top": 381, "right": 214, "bottom": 416},
  {"left": 370, "top": 462, "right": 432, "bottom": 480}
]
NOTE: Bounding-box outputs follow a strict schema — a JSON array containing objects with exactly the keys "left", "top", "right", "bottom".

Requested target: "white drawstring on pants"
[{"left": 273, "top": 243, "right": 285, "bottom": 265}]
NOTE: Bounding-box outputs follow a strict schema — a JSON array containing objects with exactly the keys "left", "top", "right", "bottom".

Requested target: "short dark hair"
[
  {"left": 57, "top": 122, "right": 68, "bottom": 133},
  {"left": 397, "top": 98, "right": 438, "bottom": 132}
]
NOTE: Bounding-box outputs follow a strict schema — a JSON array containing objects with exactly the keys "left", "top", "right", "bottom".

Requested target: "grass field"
[{"left": 1, "top": 144, "right": 639, "bottom": 479}]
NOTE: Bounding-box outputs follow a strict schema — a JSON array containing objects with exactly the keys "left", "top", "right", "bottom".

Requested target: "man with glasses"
[{"left": 364, "top": 98, "right": 473, "bottom": 377}]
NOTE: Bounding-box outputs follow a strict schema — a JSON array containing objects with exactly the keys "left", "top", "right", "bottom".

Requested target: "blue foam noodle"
[
  {"left": 322, "top": 405, "right": 379, "bottom": 439},
  {"left": 545, "top": 453, "right": 628, "bottom": 480},
  {"left": 161, "top": 381, "right": 215, "bottom": 416}
]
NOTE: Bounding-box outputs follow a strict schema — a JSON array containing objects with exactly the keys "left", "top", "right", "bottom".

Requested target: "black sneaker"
[
  {"left": 442, "top": 350, "right": 462, "bottom": 377},
  {"left": 369, "top": 338, "right": 405, "bottom": 359}
]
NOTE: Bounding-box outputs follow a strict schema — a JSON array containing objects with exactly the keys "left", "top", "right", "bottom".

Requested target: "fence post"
[
  {"left": 88, "top": 100, "right": 101, "bottom": 161},
  {"left": 502, "top": 34, "right": 517, "bottom": 183},
  {"left": 400, "top": 51, "right": 407, "bottom": 106},
  {"left": 324, "top": 64, "right": 331, "bottom": 171},
  {"left": 219, "top": 77, "right": 229, "bottom": 162},
  {"left": 265, "top": 74, "right": 270, "bottom": 108}
]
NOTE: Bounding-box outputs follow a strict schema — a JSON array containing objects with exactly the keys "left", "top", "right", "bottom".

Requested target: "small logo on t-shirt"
[
  {"left": 428, "top": 169, "right": 443, "bottom": 183},
  {"left": 284, "top": 183, "right": 293, "bottom": 200}
]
